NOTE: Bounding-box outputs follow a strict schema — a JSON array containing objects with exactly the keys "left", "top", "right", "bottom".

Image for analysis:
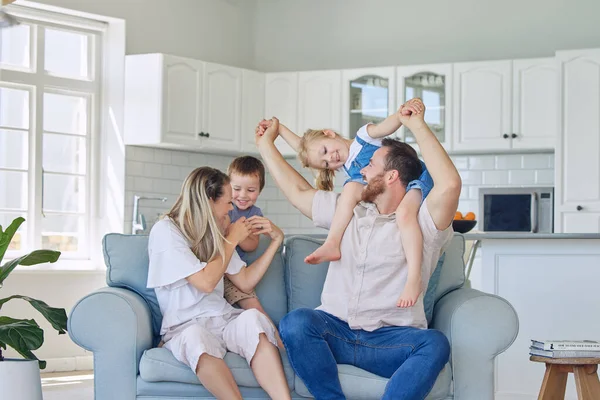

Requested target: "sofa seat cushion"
[
  {"left": 294, "top": 362, "right": 452, "bottom": 399},
  {"left": 139, "top": 347, "right": 294, "bottom": 389}
]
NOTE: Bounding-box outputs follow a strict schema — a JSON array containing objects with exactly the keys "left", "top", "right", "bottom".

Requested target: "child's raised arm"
[
  {"left": 366, "top": 99, "right": 424, "bottom": 139},
  {"left": 260, "top": 119, "right": 302, "bottom": 152}
]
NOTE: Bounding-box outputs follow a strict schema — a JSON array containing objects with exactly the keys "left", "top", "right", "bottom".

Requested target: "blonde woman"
[{"left": 147, "top": 167, "right": 291, "bottom": 400}]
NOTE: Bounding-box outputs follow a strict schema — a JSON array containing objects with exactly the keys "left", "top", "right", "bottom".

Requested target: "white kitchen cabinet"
[
  {"left": 125, "top": 54, "right": 206, "bottom": 149},
  {"left": 397, "top": 63, "right": 452, "bottom": 150},
  {"left": 555, "top": 49, "right": 600, "bottom": 232},
  {"left": 512, "top": 58, "right": 557, "bottom": 150},
  {"left": 264, "top": 72, "right": 298, "bottom": 157},
  {"left": 124, "top": 54, "right": 243, "bottom": 154},
  {"left": 342, "top": 67, "right": 396, "bottom": 139},
  {"left": 201, "top": 62, "right": 242, "bottom": 152},
  {"left": 241, "top": 69, "right": 264, "bottom": 154},
  {"left": 452, "top": 60, "right": 512, "bottom": 151},
  {"left": 297, "top": 70, "right": 342, "bottom": 135}
]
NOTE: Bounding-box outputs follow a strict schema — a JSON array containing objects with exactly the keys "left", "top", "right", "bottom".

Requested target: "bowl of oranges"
[{"left": 452, "top": 211, "right": 477, "bottom": 233}]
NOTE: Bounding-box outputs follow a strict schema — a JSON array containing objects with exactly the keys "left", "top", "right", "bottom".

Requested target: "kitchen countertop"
[{"left": 462, "top": 232, "right": 600, "bottom": 240}]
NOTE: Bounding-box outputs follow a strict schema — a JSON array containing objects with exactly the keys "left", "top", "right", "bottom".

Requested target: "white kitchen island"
[{"left": 462, "top": 233, "right": 600, "bottom": 400}]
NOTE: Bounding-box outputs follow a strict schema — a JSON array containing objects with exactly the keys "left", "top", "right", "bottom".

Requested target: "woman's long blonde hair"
[
  {"left": 298, "top": 129, "right": 338, "bottom": 191},
  {"left": 167, "top": 167, "right": 230, "bottom": 263}
]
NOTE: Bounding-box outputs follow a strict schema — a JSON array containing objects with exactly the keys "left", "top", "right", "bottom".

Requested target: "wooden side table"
[{"left": 530, "top": 356, "right": 600, "bottom": 399}]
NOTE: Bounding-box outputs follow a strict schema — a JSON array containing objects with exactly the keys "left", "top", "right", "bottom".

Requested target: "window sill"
[{"left": 10, "top": 259, "right": 106, "bottom": 274}]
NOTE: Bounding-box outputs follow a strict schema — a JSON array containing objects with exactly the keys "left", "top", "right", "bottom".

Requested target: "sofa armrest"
[
  {"left": 431, "top": 288, "right": 518, "bottom": 400},
  {"left": 68, "top": 287, "right": 153, "bottom": 400}
]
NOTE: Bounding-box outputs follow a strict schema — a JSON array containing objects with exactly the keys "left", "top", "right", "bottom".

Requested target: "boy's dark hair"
[
  {"left": 381, "top": 138, "right": 423, "bottom": 187},
  {"left": 227, "top": 156, "right": 266, "bottom": 191}
]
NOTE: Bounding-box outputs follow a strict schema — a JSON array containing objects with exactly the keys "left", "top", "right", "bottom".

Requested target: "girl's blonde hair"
[
  {"left": 298, "top": 129, "right": 338, "bottom": 191},
  {"left": 167, "top": 167, "right": 230, "bottom": 263}
]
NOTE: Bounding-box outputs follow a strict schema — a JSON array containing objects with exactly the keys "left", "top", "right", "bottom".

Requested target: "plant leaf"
[
  {"left": 0, "top": 250, "right": 61, "bottom": 285},
  {"left": 0, "top": 217, "right": 25, "bottom": 264},
  {"left": 0, "top": 296, "right": 67, "bottom": 334},
  {"left": 0, "top": 316, "right": 46, "bottom": 368}
]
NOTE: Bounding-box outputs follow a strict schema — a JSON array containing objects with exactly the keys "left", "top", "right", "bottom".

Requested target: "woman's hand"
[
  {"left": 226, "top": 217, "right": 251, "bottom": 245},
  {"left": 247, "top": 216, "right": 284, "bottom": 243}
]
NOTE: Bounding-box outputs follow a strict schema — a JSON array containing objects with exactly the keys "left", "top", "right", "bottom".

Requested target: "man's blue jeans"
[{"left": 279, "top": 308, "right": 450, "bottom": 400}]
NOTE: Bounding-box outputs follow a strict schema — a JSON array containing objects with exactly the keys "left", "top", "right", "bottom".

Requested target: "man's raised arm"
[
  {"left": 400, "top": 101, "right": 462, "bottom": 230},
  {"left": 255, "top": 118, "right": 317, "bottom": 220}
]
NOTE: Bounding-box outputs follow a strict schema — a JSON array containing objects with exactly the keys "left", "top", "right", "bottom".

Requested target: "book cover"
[{"left": 531, "top": 340, "right": 600, "bottom": 351}]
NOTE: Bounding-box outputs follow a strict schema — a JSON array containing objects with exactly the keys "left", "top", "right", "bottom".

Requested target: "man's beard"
[{"left": 361, "top": 173, "right": 385, "bottom": 203}]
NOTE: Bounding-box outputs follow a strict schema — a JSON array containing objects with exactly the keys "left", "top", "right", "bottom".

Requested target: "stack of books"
[{"left": 530, "top": 340, "right": 600, "bottom": 358}]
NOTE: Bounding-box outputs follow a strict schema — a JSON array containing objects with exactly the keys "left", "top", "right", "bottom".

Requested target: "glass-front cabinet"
[
  {"left": 342, "top": 68, "right": 396, "bottom": 139},
  {"left": 397, "top": 64, "right": 453, "bottom": 150}
]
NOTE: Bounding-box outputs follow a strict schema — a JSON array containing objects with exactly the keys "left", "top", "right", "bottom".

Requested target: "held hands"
[
  {"left": 254, "top": 117, "right": 280, "bottom": 145},
  {"left": 226, "top": 217, "right": 251, "bottom": 245},
  {"left": 397, "top": 98, "right": 426, "bottom": 129},
  {"left": 246, "top": 216, "right": 284, "bottom": 243}
]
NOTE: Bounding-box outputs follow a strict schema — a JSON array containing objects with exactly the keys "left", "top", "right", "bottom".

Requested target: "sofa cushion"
[
  {"left": 103, "top": 233, "right": 163, "bottom": 345},
  {"left": 243, "top": 237, "right": 287, "bottom": 326},
  {"left": 424, "top": 253, "right": 445, "bottom": 325},
  {"left": 139, "top": 347, "right": 295, "bottom": 389},
  {"left": 433, "top": 234, "right": 466, "bottom": 303},
  {"left": 283, "top": 236, "right": 329, "bottom": 311},
  {"left": 293, "top": 363, "right": 452, "bottom": 399}
]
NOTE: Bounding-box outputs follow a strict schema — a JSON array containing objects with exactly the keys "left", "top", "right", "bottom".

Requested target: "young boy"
[{"left": 225, "top": 156, "right": 284, "bottom": 347}]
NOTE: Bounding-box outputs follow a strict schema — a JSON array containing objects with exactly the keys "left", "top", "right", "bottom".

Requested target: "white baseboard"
[{"left": 42, "top": 356, "right": 93, "bottom": 373}]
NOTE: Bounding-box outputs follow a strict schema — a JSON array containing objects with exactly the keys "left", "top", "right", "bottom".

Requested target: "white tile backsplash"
[
  {"left": 125, "top": 146, "right": 553, "bottom": 235},
  {"left": 495, "top": 154, "right": 523, "bottom": 169},
  {"left": 482, "top": 170, "right": 509, "bottom": 185}
]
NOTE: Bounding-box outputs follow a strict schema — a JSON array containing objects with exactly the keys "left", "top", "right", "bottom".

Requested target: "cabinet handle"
[
  {"left": 511, "top": 133, "right": 517, "bottom": 139},
  {"left": 205, "top": 132, "right": 210, "bottom": 138},
  {"left": 503, "top": 134, "right": 509, "bottom": 139},
  {"left": 198, "top": 132, "right": 208, "bottom": 137},
  {"left": 577, "top": 205, "right": 583, "bottom": 211}
]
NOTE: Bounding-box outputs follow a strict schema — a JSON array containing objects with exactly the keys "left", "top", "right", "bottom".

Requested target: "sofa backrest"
[
  {"left": 283, "top": 234, "right": 466, "bottom": 324},
  {"left": 103, "top": 233, "right": 162, "bottom": 345}
]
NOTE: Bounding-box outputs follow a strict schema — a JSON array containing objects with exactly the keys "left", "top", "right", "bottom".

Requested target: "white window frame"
[{"left": 1, "top": 2, "right": 125, "bottom": 271}]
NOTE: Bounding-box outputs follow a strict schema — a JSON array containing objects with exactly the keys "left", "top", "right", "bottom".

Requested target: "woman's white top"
[{"left": 147, "top": 218, "right": 246, "bottom": 335}]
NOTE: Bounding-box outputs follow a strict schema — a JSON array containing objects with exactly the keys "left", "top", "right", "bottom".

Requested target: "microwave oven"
[{"left": 478, "top": 187, "right": 554, "bottom": 233}]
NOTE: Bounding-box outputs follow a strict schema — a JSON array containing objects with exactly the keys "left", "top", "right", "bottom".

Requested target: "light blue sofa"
[{"left": 68, "top": 233, "right": 518, "bottom": 399}]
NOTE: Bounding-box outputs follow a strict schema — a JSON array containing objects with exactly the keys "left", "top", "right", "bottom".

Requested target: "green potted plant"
[{"left": 0, "top": 217, "right": 67, "bottom": 400}]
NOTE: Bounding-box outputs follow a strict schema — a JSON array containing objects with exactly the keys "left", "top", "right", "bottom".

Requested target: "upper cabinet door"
[
  {"left": 342, "top": 67, "right": 396, "bottom": 139},
  {"left": 202, "top": 62, "right": 242, "bottom": 152},
  {"left": 397, "top": 63, "right": 452, "bottom": 150},
  {"left": 556, "top": 49, "right": 600, "bottom": 216},
  {"left": 297, "top": 71, "right": 342, "bottom": 135},
  {"left": 265, "top": 72, "right": 298, "bottom": 157},
  {"left": 452, "top": 60, "right": 512, "bottom": 151},
  {"left": 512, "top": 58, "right": 558, "bottom": 150},
  {"left": 163, "top": 55, "right": 204, "bottom": 144},
  {"left": 241, "top": 69, "right": 265, "bottom": 155}
]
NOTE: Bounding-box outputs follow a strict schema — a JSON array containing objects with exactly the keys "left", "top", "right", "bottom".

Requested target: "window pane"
[
  {"left": 0, "top": 23, "right": 31, "bottom": 69},
  {"left": 0, "top": 170, "right": 27, "bottom": 210},
  {"left": 43, "top": 133, "right": 86, "bottom": 174},
  {"left": 43, "top": 93, "right": 87, "bottom": 135},
  {"left": 44, "top": 28, "right": 89, "bottom": 79},
  {"left": 0, "top": 213, "right": 28, "bottom": 251},
  {"left": 41, "top": 214, "right": 82, "bottom": 252},
  {"left": 43, "top": 173, "right": 85, "bottom": 213},
  {"left": 0, "top": 130, "right": 28, "bottom": 169},
  {"left": 0, "top": 87, "right": 29, "bottom": 129}
]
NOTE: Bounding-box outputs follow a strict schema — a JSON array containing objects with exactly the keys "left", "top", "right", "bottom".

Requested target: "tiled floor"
[{"left": 41, "top": 371, "right": 94, "bottom": 400}]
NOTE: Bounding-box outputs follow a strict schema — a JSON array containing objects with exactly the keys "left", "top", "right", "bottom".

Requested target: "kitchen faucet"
[{"left": 132, "top": 195, "right": 167, "bottom": 234}]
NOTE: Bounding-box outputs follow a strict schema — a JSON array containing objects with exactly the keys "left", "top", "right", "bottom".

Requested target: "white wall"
[
  {"left": 34, "top": 0, "right": 257, "bottom": 69},
  {"left": 252, "top": 0, "right": 600, "bottom": 72}
]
